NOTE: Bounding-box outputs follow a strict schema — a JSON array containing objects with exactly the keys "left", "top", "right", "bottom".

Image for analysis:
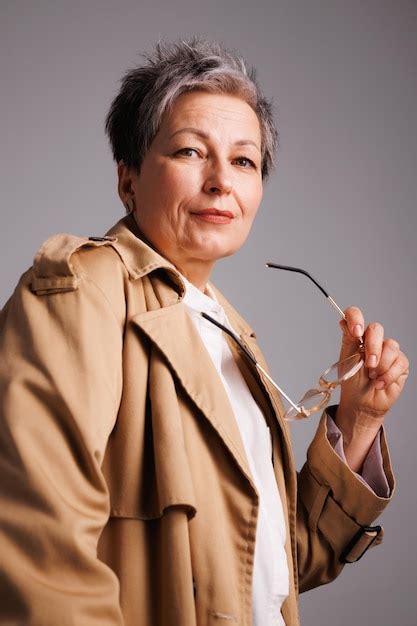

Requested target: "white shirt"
[{"left": 182, "top": 276, "right": 288, "bottom": 626}]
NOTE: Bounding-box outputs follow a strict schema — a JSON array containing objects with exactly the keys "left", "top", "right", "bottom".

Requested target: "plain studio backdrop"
[{"left": 1, "top": 1, "right": 416, "bottom": 624}]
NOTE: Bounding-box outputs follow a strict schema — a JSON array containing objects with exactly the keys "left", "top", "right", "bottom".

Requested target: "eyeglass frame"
[{"left": 201, "top": 264, "right": 365, "bottom": 421}]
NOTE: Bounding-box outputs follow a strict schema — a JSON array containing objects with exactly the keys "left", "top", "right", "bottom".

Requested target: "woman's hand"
[{"left": 333, "top": 306, "right": 409, "bottom": 472}]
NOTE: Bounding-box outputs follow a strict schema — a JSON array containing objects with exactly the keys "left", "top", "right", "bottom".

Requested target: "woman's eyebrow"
[{"left": 168, "top": 127, "right": 261, "bottom": 151}]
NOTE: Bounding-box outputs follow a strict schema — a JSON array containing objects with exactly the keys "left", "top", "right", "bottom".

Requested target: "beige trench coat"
[{"left": 0, "top": 214, "right": 394, "bottom": 626}]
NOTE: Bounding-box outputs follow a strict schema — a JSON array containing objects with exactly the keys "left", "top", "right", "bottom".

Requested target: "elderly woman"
[{"left": 0, "top": 39, "right": 409, "bottom": 626}]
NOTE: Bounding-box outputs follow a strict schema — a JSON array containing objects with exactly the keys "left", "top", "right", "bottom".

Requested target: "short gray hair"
[{"left": 105, "top": 37, "right": 279, "bottom": 192}]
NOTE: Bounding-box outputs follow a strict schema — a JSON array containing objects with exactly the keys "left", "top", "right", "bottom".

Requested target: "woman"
[{"left": 0, "top": 38, "right": 409, "bottom": 626}]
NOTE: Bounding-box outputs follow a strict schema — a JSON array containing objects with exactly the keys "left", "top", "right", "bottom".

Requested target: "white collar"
[{"left": 181, "top": 275, "right": 222, "bottom": 316}]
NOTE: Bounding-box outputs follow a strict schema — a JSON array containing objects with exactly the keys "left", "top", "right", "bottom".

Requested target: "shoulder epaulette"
[{"left": 31, "top": 234, "right": 118, "bottom": 295}]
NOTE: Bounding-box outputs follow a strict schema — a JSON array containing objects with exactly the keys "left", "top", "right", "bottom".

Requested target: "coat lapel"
[{"left": 130, "top": 302, "right": 256, "bottom": 490}]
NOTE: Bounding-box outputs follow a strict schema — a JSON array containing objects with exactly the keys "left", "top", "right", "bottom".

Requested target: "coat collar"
[
  {"left": 105, "top": 214, "right": 186, "bottom": 295},
  {"left": 104, "top": 214, "right": 256, "bottom": 338}
]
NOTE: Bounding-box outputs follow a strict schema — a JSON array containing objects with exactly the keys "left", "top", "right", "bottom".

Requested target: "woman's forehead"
[{"left": 160, "top": 91, "right": 262, "bottom": 146}]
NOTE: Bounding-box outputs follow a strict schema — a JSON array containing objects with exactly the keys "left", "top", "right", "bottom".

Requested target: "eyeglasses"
[{"left": 201, "top": 264, "right": 365, "bottom": 421}]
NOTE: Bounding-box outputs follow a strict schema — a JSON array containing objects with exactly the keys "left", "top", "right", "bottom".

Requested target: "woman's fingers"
[
  {"left": 342, "top": 306, "right": 365, "bottom": 339},
  {"left": 370, "top": 342, "right": 408, "bottom": 390},
  {"left": 363, "top": 322, "right": 385, "bottom": 368},
  {"left": 340, "top": 308, "right": 407, "bottom": 390}
]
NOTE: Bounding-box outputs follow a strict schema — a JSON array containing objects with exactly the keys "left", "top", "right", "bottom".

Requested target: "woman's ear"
[{"left": 117, "top": 160, "right": 135, "bottom": 213}]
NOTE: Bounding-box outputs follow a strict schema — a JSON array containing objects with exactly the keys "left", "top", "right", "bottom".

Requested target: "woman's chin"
[
  {"left": 190, "top": 241, "right": 241, "bottom": 263},
  {"left": 187, "top": 232, "right": 246, "bottom": 262}
]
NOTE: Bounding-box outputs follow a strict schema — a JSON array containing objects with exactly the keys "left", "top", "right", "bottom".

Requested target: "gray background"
[{"left": 1, "top": 0, "right": 416, "bottom": 624}]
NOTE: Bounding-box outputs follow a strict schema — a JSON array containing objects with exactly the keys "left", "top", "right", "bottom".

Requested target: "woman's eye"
[
  {"left": 176, "top": 147, "right": 200, "bottom": 158},
  {"left": 234, "top": 156, "right": 256, "bottom": 169}
]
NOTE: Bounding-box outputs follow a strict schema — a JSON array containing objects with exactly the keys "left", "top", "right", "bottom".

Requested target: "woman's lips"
[{"left": 191, "top": 208, "right": 234, "bottom": 224}]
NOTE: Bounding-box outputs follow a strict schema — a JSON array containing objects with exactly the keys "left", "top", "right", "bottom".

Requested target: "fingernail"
[
  {"left": 375, "top": 380, "right": 385, "bottom": 390},
  {"left": 369, "top": 370, "right": 377, "bottom": 379},
  {"left": 367, "top": 355, "right": 377, "bottom": 368},
  {"left": 353, "top": 324, "right": 363, "bottom": 337}
]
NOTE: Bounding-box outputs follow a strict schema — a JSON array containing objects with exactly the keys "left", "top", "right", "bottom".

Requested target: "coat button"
[{"left": 88, "top": 236, "right": 117, "bottom": 242}]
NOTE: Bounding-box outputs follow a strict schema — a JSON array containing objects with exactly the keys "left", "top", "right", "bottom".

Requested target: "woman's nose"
[{"left": 203, "top": 162, "right": 233, "bottom": 195}]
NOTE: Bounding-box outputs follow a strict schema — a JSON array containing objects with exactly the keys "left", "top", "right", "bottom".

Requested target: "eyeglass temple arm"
[
  {"left": 200, "top": 312, "right": 302, "bottom": 413},
  {"left": 265, "top": 263, "right": 346, "bottom": 320}
]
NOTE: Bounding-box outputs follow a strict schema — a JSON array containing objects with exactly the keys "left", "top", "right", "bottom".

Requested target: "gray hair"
[{"left": 105, "top": 37, "right": 279, "bottom": 201}]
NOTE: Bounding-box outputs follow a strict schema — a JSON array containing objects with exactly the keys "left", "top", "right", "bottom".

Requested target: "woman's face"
[{"left": 122, "top": 90, "right": 263, "bottom": 280}]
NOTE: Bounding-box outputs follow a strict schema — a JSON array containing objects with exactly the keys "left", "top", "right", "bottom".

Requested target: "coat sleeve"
[
  {"left": 295, "top": 408, "right": 395, "bottom": 593},
  {"left": 0, "top": 252, "right": 125, "bottom": 624}
]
